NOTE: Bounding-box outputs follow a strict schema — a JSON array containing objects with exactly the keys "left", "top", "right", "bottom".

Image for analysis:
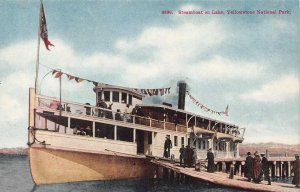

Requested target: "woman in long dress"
[{"left": 252, "top": 151, "right": 262, "bottom": 183}]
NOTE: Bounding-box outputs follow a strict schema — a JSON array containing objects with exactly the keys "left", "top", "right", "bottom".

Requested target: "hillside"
[
  {"left": 0, "top": 147, "right": 28, "bottom": 155},
  {"left": 239, "top": 143, "right": 300, "bottom": 157}
]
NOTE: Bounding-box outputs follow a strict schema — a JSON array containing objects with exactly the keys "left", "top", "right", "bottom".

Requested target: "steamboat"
[
  {"left": 28, "top": 80, "right": 245, "bottom": 184},
  {"left": 27, "top": 1, "right": 246, "bottom": 185}
]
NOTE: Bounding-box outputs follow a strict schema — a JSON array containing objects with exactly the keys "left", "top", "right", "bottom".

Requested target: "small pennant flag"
[
  {"left": 40, "top": 2, "right": 54, "bottom": 51},
  {"left": 54, "top": 71, "right": 63, "bottom": 78},
  {"left": 224, "top": 105, "right": 229, "bottom": 116}
]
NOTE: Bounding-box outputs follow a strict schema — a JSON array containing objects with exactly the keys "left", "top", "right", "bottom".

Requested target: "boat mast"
[{"left": 34, "top": 0, "right": 42, "bottom": 94}]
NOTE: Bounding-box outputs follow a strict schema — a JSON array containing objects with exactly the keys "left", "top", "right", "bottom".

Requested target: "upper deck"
[{"left": 35, "top": 93, "right": 244, "bottom": 141}]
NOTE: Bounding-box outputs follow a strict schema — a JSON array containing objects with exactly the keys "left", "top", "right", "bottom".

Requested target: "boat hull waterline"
[{"left": 29, "top": 147, "right": 156, "bottom": 185}]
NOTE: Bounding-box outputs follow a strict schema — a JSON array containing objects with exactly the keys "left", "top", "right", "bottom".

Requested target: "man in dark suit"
[
  {"left": 292, "top": 154, "right": 300, "bottom": 188},
  {"left": 206, "top": 148, "right": 214, "bottom": 172},
  {"left": 260, "top": 153, "right": 271, "bottom": 185},
  {"left": 245, "top": 152, "right": 253, "bottom": 182},
  {"left": 164, "top": 136, "right": 172, "bottom": 158}
]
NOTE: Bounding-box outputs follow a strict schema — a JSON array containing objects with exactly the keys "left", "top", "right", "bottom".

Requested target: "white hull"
[{"left": 29, "top": 146, "right": 156, "bottom": 185}]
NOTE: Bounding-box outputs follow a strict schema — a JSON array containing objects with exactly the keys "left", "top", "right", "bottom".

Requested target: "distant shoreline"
[{"left": 0, "top": 148, "right": 28, "bottom": 155}]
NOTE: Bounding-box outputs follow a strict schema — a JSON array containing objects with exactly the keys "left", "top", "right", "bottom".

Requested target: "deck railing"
[
  {"left": 36, "top": 95, "right": 243, "bottom": 139},
  {"left": 36, "top": 95, "right": 187, "bottom": 133}
]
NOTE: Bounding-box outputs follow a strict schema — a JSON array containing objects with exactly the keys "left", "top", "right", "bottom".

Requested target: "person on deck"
[
  {"left": 193, "top": 147, "right": 197, "bottom": 166},
  {"left": 292, "top": 154, "right": 300, "bottom": 188},
  {"left": 173, "top": 113, "right": 179, "bottom": 128},
  {"left": 164, "top": 136, "right": 172, "bottom": 158},
  {"left": 115, "top": 109, "right": 122, "bottom": 121},
  {"left": 95, "top": 128, "right": 100, "bottom": 138},
  {"left": 260, "top": 153, "right": 271, "bottom": 185},
  {"left": 252, "top": 151, "right": 262, "bottom": 183},
  {"left": 206, "top": 148, "right": 215, "bottom": 173},
  {"left": 245, "top": 152, "right": 253, "bottom": 182},
  {"left": 179, "top": 144, "right": 186, "bottom": 167}
]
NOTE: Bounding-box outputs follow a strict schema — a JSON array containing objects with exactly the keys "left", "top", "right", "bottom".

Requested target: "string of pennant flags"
[
  {"left": 51, "top": 70, "right": 171, "bottom": 96},
  {"left": 187, "top": 91, "right": 229, "bottom": 116},
  {"left": 39, "top": 2, "right": 227, "bottom": 114}
]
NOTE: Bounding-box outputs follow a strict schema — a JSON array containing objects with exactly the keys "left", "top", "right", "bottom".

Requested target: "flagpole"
[
  {"left": 35, "top": 0, "right": 42, "bottom": 94},
  {"left": 59, "top": 69, "right": 62, "bottom": 116}
]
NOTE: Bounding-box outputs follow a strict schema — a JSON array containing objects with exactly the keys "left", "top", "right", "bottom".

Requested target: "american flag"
[{"left": 40, "top": 2, "right": 54, "bottom": 50}]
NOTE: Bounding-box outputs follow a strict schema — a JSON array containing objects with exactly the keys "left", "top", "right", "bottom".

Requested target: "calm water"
[{"left": 0, "top": 155, "right": 292, "bottom": 192}]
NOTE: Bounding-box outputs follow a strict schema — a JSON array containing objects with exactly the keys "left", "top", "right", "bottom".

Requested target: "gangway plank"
[{"left": 151, "top": 159, "right": 299, "bottom": 192}]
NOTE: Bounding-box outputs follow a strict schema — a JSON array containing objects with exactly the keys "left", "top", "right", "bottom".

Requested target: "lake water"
[{"left": 0, "top": 155, "right": 292, "bottom": 192}]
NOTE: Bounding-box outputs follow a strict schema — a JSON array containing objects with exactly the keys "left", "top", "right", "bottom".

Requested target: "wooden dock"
[{"left": 151, "top": 159, "right": 300, "bottom": 192}]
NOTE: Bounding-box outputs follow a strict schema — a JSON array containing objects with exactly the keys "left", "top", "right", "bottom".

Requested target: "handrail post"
[
  {"left": 67, "top": 116, "right": 70, "bottom": 134},
  {"left": 92, "top": 121, "right": 95, "bottom": 138}
]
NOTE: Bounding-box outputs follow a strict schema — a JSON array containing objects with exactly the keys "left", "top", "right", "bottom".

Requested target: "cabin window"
[
  {"left": 148, "top": 132, "right": 152, "bottom": 144},
  {"left": 198, "top": 140, "right": 201, "bottom": 149},
  {"left": 95, "top": 122, "right": 114, "bottom": 139},
  {"left": 129, "top": 95, "right": 132, "bottom": 105},
  {"left": 174, "top": 136, "right": 178, "bottom": 147},
  {"left": 202, "top": 140, "right": 206, "bottom": 149},
  {"left": 97, "top": 92, "right": 102, "bottom": 101},
  {"left": 104, "top": 91, "right": 110, "bottom": 102},
  {"left": 71, "top": 119, "right": 93, "bottom": 137},
  {"left": 112, "top": 91, "right": 119, "bottom": 102},
  {"left": 215, "top": 141, "right": 218, "bottom": 150},
  {"left": 121, "top": 92, "right": 127, "bottom": 103},
  {"left": 181, "top": 137, "right": 184, "bottom": 146},
  {"left": 117, "top": 126, "right": 133, "bottom": 142}
]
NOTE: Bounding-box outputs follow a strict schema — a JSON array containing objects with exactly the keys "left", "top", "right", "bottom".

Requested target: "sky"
[{"left": 0, "top": 0, "right": 299, "bottom": 148}]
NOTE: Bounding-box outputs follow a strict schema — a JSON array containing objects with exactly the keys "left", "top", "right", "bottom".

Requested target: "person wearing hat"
[
  {"left": 164, "top": 135, "right": 172, "bottom": 158},
  {"left": 245, "top": 152, "right": 253, "bottom": 182},
  {"left": 252, "top": 151, "right": 262, "bottom": 183},
  {"left": 292, "top": 154, "right": 300, "bottom": 188},
  {"left": 260, "top": 152, "right": 271, "bottom": 185},
  {"left": 179, "top": 144, "right": 186, "bottom": 167},
  {"left": 206, "top": 148, "right": 214, "bottom": 173}
]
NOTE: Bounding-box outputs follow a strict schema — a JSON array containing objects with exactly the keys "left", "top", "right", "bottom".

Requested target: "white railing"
[
  {"left": 36, "top": 95, "right": 243, "bottom": 139},
  {"left": 36, "top": 95, "right": 187, "bottom": 133}
]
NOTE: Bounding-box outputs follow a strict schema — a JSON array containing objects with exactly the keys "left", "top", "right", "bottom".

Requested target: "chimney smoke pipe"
[{"left": 178, "top": 81, "right": 186, "bottom": 110}]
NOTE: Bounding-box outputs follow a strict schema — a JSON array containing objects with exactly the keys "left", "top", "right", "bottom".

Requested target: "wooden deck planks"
[{"left": 151, "top": 160, "right": 300, "bottom": 192}]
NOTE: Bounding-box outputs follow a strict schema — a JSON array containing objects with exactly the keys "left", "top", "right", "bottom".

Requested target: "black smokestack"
[{"left": 178, "top": 81, "right": 187, "bottom": 110}]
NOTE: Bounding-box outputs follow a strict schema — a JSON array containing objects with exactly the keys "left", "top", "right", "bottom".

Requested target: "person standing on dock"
[
  {"left": 179, "top": 144, "right": 186, "bottom": 167},
  {"left": 164, "top": 136, "right": 172, "bottom": 158},
  {"left": 186, "top": 145, "right": 194, "bottom": 167},
  {"left": 206, "top": 148, "right": 214, "bottom": 173},
  {"left": 245, "top": 152, "right": 253, "bottom": 182},
  {"left": 292, "top": 154, "right": 300, "bottom": 188},
  {"left": 260, "top": 153, "right": 271, "bottom": 185},
  {"left": 252, "top": 151, "right": 262, "bottom": 183}
]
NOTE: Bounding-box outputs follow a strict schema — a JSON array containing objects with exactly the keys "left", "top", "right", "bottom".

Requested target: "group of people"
[
  {"left": 245, "top": 151, "right": 300, "bottom": 187},
  {"left": 179, "top": 145, "right": 197, "bottom": 168},
  {"left": 245, "top": 151, "right": 271, "bottom": 185}
]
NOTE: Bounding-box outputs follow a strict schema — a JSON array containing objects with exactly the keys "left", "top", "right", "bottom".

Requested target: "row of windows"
[
  {"left": 98, "top": 91, "right": 133, "bottom": 105},
  {"left": 168, "top": 135, "right": 184, "bottom": 147}
]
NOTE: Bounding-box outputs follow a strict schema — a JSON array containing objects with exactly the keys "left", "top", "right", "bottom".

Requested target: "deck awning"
[
  {"left": 37, "top": 112, "right": 68, "bottom": 127},
  {"left": 216, "top": 132, "right": 243, "bottom": 142},
  {"left": 193, "top": 126, "right": 215, "bottom": 135}
]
